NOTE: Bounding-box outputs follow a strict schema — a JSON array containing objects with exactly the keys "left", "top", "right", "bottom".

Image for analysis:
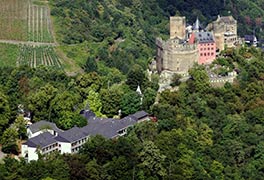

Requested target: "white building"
[
  {"left": 22, "top": 111, "right": 150, "bottom": 161},
  {"left": 27, "top": 120, "right": 62, "bottom": 138}
]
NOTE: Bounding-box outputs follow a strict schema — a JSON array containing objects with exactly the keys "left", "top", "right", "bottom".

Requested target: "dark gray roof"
[
  {"left": 25, "top": 132, "right": 57, "bottom": 148},
  {"left": 82, "top": 110, "right": 96, "bottom": 120},
  {"left": 245, "top": 35, "right": 256, "bottom": 42},
  {"left": 132, "top": 111, "right": 149, "bottom": 120},
  {"left": 29, "top": 120, "right": 62, "bottom": 134},
  {"left": 25, "top": 111, "right": 149, "bottom": 146},
  {"left": 56, "top": 127, "right": 87, "bottom": 143},
  {"left": 81, "top": 115, "right": 138, "bottom": 138},
  {"left": 195, "top": 32, "right": 215, "bottom": 43}
]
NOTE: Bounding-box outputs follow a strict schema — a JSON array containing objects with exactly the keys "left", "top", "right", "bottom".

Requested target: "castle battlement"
[{"left": 156, "top": 37, "right": 197, "bottom": 52}]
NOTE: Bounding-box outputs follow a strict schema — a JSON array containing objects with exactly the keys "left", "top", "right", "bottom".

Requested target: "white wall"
[
  {"left": 21, "top": 144, "right": 28, "bottom": 158},
  {"left": 28, "top": 147, "right": 39, "bottom": 161},
  {"left": 59, "top": 142, "right": 71, "bottom": 154}
]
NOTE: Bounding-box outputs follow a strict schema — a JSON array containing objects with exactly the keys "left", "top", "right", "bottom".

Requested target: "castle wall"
[
  {"left": 170, "top": 16, "right": 186, "bottom": 39},
  {"left": 156, "top": 37, "right": 199, "bottom": 75},
  {"left": 209, "top": 16, "right": 237, "bottom": 51}
]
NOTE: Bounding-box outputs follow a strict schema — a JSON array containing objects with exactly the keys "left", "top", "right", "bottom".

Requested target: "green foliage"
[
  {"left": 170, "top": 73, "right": 182, "bottom": 87},
  {"left": 138, "top": 141, "right": 166, "bottom": 178},
  {"left": 14, "top": 115, "right": 27, "bottom": 139},
  {"left": 188, "top": 65, "right": 210, "bottom": 94},
  {"left": 100, "top": 85, "right": 124, "bottom": 117},
  {"left": 0, "top": 92, "right": 11, "bottom": 137},
  {"left": 28, "top": 84, "right": 58, "bottom": 121},
  {"left": 1, "top": 127, "right": 18, "bottom": 154},
  {"left": 142, "top": 87, "right": 156, "bottom": 111},
  {"left": 120, "top": 91, "right": 141, "bottom": 116},
  {"left": 1, "top": 43, "right": 264, "bottom": 180},
  {"left": 84, "top": 89, "right": 102, "bottom": 117},
  {"left": 126, "top": 64, "right": 147, "bottom": 91},
  {"left": 83, "top": 56, "right": 98, "bottom": 73}
]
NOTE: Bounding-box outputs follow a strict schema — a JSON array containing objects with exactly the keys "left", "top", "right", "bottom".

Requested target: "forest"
[
  {"left": 0, "top": 46, "right": 264, "bottom": 179},
  {"left": 0, "top": 0, "right": 264, "bottom": 179}
]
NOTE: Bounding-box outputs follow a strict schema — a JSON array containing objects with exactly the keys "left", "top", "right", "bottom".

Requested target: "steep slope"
[{"left": 50, "top": 0, "right": 264, "bottom": 73}]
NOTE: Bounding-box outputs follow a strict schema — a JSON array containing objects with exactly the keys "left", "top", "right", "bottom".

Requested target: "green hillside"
[{"left": 50, "top": 0, "right": 264, "bottom": 73}]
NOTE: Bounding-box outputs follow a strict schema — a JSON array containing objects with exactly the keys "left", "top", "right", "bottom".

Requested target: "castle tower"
[
  {"left": 170, "top": 16, "right": 186, "bottom": 39},
  {"left": 193, "top": 17, "right": 200, "bottom": 32}
]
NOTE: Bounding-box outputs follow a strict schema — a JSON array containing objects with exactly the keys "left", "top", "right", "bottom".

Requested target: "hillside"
[
  {"left": 0, "top": 0, "right": 62, "bottom": 69},
  {"left": 50, "top": 0, "right": 169, "bottom": 73},
  {"left": 50, "top": 0, "right": 264, "bottom": 74}
]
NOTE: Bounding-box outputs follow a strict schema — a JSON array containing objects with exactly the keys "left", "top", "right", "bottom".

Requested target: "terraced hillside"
[
  {"left": 0, "top": 0, "right": 28, "bottom": 41},
  {"left": 0, "top": 0, "right": 53, "bottom": 43},
  {"left": 0, "top": 0, "right": 60, "bottom": 68}
]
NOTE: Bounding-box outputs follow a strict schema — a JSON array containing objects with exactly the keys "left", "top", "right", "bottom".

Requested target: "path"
[{"left": 0, "top": 39, "right": 57, "bottom": 46}]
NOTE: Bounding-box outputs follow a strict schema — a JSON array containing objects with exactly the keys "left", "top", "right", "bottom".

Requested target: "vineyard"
[
  {"left": 0, "top": 0, "right": 63, "bottom": 69},
  {"left": 28, "top": 4, "right": 53, "bottom": 42},
  {"left": 17, "top": 45, "right": 61, "bottom": 68},
  {"left": 0, "top": 0, "right": 53, "bottom": 43},
  {"left": 0, "top": 0, "right": 28, "bottom": 41}
]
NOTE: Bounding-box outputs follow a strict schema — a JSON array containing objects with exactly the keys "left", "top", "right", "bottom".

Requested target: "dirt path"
[{"left": 0, "top": 39, "right": 56, "bottom": 46}]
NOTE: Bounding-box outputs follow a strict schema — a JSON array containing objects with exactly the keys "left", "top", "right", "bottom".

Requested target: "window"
[
  {"left": 208, "top": 53, "right": 210, "bottom": 56},
  {"left": 204, "top": 53, "right": 206, "bottom": 56},
  {"left": 211, "top": 53, "right": 214, "bottom": 56},
  {"left": 208, "top": 48, "right": 210, "bottom": 50},
  {"left": 200, "top": 53, "right": 203, "bottom": 56}
]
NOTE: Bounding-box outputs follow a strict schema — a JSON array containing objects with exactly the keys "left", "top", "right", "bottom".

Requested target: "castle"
[
  {"left": 207, "top": 15, "right": 237, "bottom": 51},
  {"left": 156, "top": 15, "right": 237, "bottom": 75},
  {"left": 156, "top": 16, "right": 198, "bottom": 76}
]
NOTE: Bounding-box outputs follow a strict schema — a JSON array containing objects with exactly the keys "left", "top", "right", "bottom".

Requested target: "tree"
[
  {"left": 170, "top": 73, "right": 182, "bottom": 87},
  {"left": 14, "top": 115, "right": 27, "bottom": 140},
  {"left": 83, "top": 56, "right": 98, "bottom": 73},
  {"left": 76, "top": 72, "right": 102, "bottom": 98},
  {"left": 84, "top": 89, "right": 102, "bottom": 117},
  {"left": 1, "top": 127, "right": 18, "bottom": 154},
  {"left": 100, "top": 85, "right": 124, "bottom": 117},
  {"left": 120, "top": 91, "right": 141, "bottom": 116},
  {"left": 138, "top": 141, "right": 166, "bottom": 178},
  {"left": 86, "top": 160, "right": 106, "bottom": 180},
  {"left": 142, "top": 87, "right": 156, "bottom": 111},
  {"left": 187, "top": 65, "right": 210, "bottom": 94},
  {"left": 27, "top": 84, "right": 58, "bottom": 122},
  {"left": 126, "top": 64, "right": 147, "bottom": 91},
  {"left": 0, "top": 92, "right": 11, "bottom": 137},
  {"left": 57, "top": 111, "right": 87, "bottom": 130}
]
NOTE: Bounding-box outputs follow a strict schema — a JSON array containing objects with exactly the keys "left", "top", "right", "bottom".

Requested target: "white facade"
[
  {"left": 27, "top": 147, "right": 38, "bottom": 161},
  {"left": 59, "top": 142, "right": 71, "bottom": 154},
  {"left": 70, "top": 136, "right": 88, "bottom": 153}
]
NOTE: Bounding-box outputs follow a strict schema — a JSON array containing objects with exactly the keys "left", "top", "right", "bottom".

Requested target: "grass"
[
  {"left": 32, "top": 0, "right": 48, "bottom": 6},
  {"left": 0, "top": 43, "right": 19, "bottom": 67}
]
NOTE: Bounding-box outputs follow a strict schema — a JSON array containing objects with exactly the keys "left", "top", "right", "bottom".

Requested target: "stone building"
[
  {"left": 207, "top": 15, "right": 237, "bottom": 51},
  {"left": 156, "top": 16, "right": 199, "bottom": 76},
  {"left": 156, "top": 37, "right": 198, "bottom": 75},
  {"left": 170, "top": 16, "right": 186, "bottom": 39}
]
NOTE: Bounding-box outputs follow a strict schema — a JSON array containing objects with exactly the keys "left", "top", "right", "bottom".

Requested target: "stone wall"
[
  {"left": 170, "top": 16, "right": 186, "bottom": 39},
  {"left": 156, "top": 37, "right": 199, "bottom": 75},
  {"left": 208, "top": 16, "right": 237, "bottom": 51}
]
